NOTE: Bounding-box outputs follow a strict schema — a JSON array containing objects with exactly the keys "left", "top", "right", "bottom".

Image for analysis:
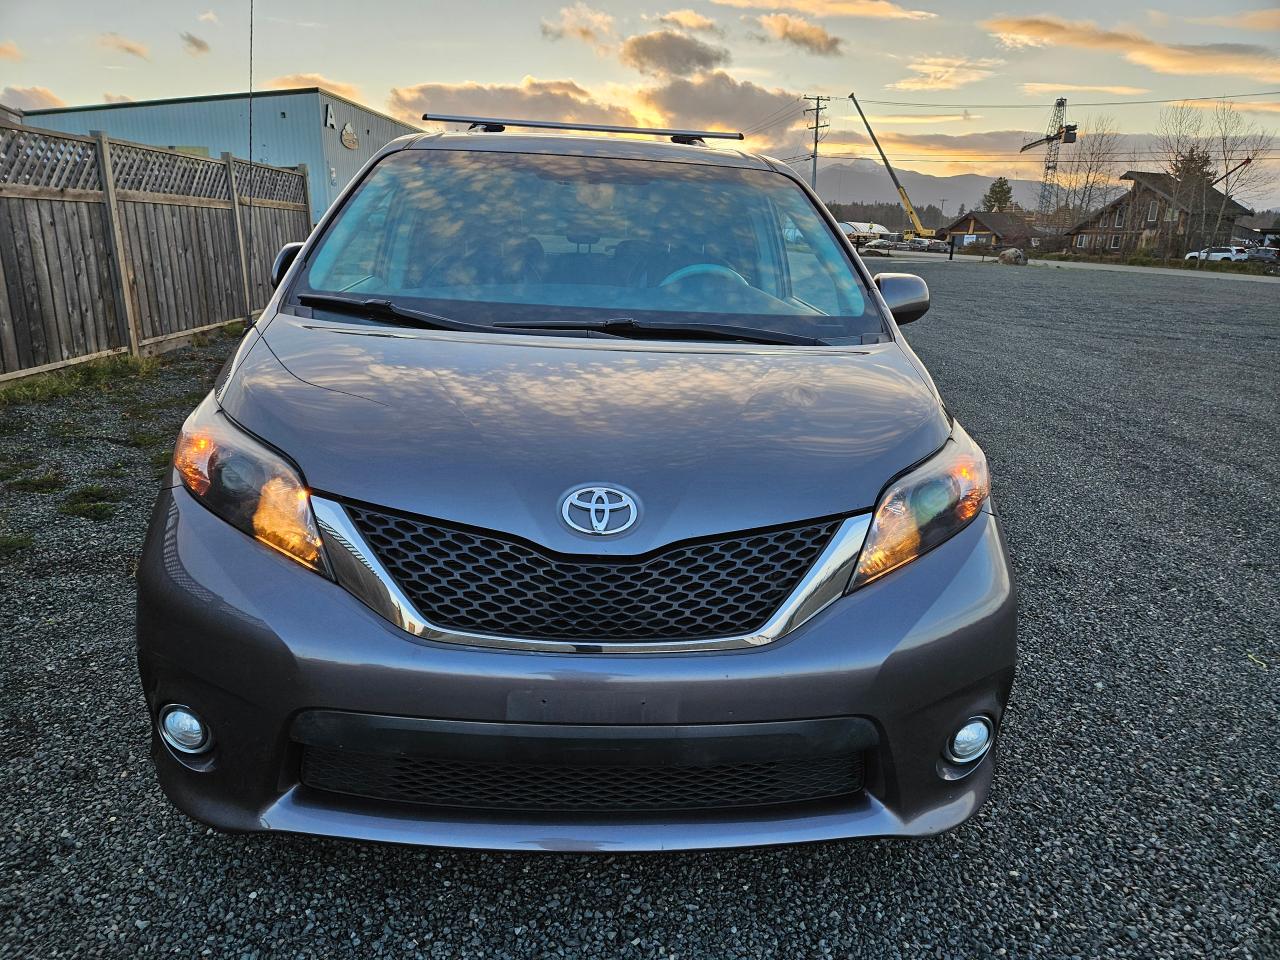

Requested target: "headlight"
[
  {"left": 173, "top": 397, "right": 329, "bottom": 575},
  {"left": 848, "top": 424, "right": 989, "bottom": 590}
]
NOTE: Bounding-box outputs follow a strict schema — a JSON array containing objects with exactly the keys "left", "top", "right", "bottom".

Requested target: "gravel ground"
[{"left": 2, "top": 263, "right": 1277, "bottom": 959}]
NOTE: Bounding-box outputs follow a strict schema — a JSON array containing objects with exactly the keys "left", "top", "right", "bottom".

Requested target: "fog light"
[
  {"left": 945, "top": 716, "right": 992, "bottom": 764},
  {"left": 159, "top": 704, "right": 210, "bottom": 754}
]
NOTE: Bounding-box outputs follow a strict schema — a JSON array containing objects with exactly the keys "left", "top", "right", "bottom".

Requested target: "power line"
[{"left": 847, "top": 90, "right": 1280, "bottom": 110}]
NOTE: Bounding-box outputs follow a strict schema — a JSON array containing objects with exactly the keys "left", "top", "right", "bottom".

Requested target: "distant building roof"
[
  {"left": 26, "top": 87, "right": 418, "bottom": 133},
  {"left": 1118, "top": 170, "right": 1252, "bottom": 219},
  {"left": 943, "top": 209, "right": 1043, "bottom": 238}
]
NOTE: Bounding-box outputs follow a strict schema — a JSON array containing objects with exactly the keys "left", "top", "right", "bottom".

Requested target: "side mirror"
[
  {"left": 271, "top": 241, "right": 305, "bottom": 289},
  {"left": 874, "top": 272, "right": 930, "bottom": 324}
]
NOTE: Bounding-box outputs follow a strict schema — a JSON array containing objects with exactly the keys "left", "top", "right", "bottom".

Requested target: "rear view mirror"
[
  {"left": 271, "top": 242, "right": 305, "bottom": 289},
  {"left": 874, "top": 273, "right": 930, "bottom": 324}
]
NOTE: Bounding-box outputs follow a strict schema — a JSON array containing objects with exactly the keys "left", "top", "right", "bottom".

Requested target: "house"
[
  {"left": 1066, "top": 170, "right": 1252, "bottom": 256},
  {"left": 942, "top": 210, "right": 1043, "bottom": 249}
]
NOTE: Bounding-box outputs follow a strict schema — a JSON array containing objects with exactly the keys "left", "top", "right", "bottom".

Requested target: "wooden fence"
[{"left": 0, "top": 119, "right": 312, "bottom": 381}]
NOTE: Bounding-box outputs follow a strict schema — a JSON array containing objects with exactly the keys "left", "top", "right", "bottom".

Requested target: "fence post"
[
  {"left": 223, "top": 152, "right": 253, "bottom": 319},
  {"left": 295, "top": 163, "right": 313, "bottom": 227},
  {"left": 93, "top": 131, "right": 143, "bottom": 356}
]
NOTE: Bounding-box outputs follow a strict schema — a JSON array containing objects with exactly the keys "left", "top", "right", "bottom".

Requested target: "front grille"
[
  {"left": 345, "top": 505, "right": 839, "bottom": 642},
  {"left": 301, "top": 747, "right": 864, "bottom": 812}
]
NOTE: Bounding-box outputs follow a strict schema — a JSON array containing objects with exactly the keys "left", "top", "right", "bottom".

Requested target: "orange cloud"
[
  {"left": 711, "top": 0, "right": 933, "bottom": 21},
  {"left": 103, "top": 93, "right": 133, "bottom": 104},
  {"left": 655, "top": 9, "right": 720, "bottom": 32},
  {"left": 757, "top": 14, "right": 844, "bottom": 55},
  {"left": 984, "top": 16, "right": 1280, "bottom": 83},
  {"left": 97, "top": 32, "right": 150, "bottom": 60},
  {"left": 0, "top": 40, "right": 23, "bottom": 61},
  {"left": 390, "top": 77, "right": 638, "bottom": 128},
  {"left": 1188, "top": 9, "right": 1280, "bottom": 31},
  {"left": 888, "top": 57, "right": 1002, "bottom": 90},
  {"left": 1021, "top": 82, "right": 1151, "bottom": 96},
  {"left": 540, "top": 2, "right": 615, "bottom": 52},
  {"left": 268, "top": 73, "right": 363, "bottom": 101},
  {"left": 1, "top": 85, "right": 66, "bottom": 109}
]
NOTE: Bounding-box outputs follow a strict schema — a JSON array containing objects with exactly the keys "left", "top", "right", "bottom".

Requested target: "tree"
[
  {"left": 1201, "top": 100, "right": 1274, "bottom": 261},
  {"left": 981, "top": 177, "right": 1014, "bottom": 212},
  {"left": 957, "top": 202, "right": 967, "bottom": 216},
  {"left": 1056, "top": 114, "right": 1122, "bottom": 233}
]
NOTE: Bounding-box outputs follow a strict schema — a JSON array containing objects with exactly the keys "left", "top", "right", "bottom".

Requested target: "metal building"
[{"left": 27, "top": 87, "right": 419, "bottom": 222}]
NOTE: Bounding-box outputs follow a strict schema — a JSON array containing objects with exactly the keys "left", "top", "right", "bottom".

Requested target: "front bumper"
[{"left": 136, "top": 485, "right": 1017, "bottom": 852}]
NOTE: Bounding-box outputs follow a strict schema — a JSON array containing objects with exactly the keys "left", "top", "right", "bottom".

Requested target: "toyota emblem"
[{"left": 561, "top": 487, "right": 638, "bottom": 536}]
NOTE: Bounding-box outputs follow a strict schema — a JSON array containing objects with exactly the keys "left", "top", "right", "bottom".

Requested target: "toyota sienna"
[{"left": 137, "top": 117, "right": 1017, "bottom": 851}]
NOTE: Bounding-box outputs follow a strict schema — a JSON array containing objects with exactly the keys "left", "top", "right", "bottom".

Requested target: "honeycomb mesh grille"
[
  {"left": 345, "top": 506, "right": 840, "bottom": 642},
  {"left": 301, "top": 747, "right": 864, "bottom": 812}
]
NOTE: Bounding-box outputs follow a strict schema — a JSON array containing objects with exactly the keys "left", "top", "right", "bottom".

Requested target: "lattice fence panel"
[
  {"left": 110, "top": 143, "right": 230, "bottom": 199},
  {"left": 0, "top": 126, "right": 101, "bottom": 190},
  {"left": 233, "top": 160, "right": 307, "bottom": 204}
]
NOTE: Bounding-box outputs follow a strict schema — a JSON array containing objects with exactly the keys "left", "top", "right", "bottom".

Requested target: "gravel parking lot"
[{"left": 2, "top": 262, "right": 1277, "bottom": 959}]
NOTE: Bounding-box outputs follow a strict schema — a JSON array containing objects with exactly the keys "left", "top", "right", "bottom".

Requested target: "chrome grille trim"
[{"left": 311, "top": 496, "right": 870, "bottom": 654}]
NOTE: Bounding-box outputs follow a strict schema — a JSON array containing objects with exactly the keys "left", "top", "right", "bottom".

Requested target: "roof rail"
[{"left": 421, "top": 114, "right": 744, "bottom": 144}]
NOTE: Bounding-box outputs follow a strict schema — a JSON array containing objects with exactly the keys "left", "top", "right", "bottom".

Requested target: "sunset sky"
[{"left": 3, "top": 1, "right": 1278, "bottom": 203}]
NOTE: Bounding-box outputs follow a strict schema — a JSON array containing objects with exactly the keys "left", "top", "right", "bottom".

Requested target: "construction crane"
[
  {"left": 1020, "top": 98, "right": 1077, "bottom": 223},
  {"left": 849, "top": 92, "right": 930, "bottom": 240}
]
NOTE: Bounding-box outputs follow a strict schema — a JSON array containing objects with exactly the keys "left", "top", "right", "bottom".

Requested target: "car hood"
[{"left": 220, "top": 312, "right": 949, "bottom": 555}]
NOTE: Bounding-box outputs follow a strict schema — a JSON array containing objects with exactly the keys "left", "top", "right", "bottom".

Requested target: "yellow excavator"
[{"left": 849, "top": 92, "right": 930, "bottom": 241}]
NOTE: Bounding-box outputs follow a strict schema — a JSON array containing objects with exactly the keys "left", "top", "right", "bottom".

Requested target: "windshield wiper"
[
  {"left": 492, "top": 317, "right": 825, "bottom": 346},
  {"left": 297, "top": 294, "right": 492, "bottom": 334}
]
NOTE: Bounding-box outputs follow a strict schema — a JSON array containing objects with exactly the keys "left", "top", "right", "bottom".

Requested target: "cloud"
[
  {"left": 1188, "top": 9, "right": 1280, "bottom": 31},
  {"left": 98, "top": 32, "right": 150, "bottom": 60},
  {"left": 1, "top": 86, "right": 66, "bottom": 109},
  {"left": 540, "top": 2, "right": 615, "bottom": 52},
  {"left": 268, "top": 73, "right": 363, "bottom": 101},
  {"left": 180, "top": 32, "right": 210, "bottom": 55},
  {"left": 198, "top": 10, "right": 218, "bottom": 24},
  {"left": 655, "top": 9, "right": 720, "bottom": 32},
  {"left": 1021, "top": 82, "right": 1151, "bottom": 96},
  {"left": 636, "top": 70, "right": 803, "bottom": 145},
  {"left": 756, "top": 14, "right": 843, "bottom": 55},
  {"left": 983, "top": 16, "right": 1280, "bottom": 83},
  {"left": 711, "top": 0, "right": 934, "bottom": 21},
  {"left": 103, "top": 93, "right": 134, "bottom": 103},
  {"left": 888, "top": 56, "right": 1002, "bottom": 90},
  {"left": 619, "top": 30, "right": 730, "bottom": 76},
  {"left": 0, "top": 40, "right": 23, "bottom": 61},
  {"left": 390, "top": 76, "right": 637, "bottom": 127},
  {"left": 866, "top": 112, "right": 982, "bottom": 124},
  {"left": 1179, "top": 99, "right": 1280, "bottom": 115}
]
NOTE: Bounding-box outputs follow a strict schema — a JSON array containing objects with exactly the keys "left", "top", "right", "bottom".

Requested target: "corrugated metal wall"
[{"left": 29, "top": 92, "right": 419, "bottom": 221}]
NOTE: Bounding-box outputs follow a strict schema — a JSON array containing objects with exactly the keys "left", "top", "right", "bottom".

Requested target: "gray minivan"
[{"left": 137, "top": 118, "right": 1016, "bottom": 851}]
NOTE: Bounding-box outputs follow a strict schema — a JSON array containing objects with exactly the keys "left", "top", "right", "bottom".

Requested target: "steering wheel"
[{"left": 658, "top": 263, "right": 749, "bottom": 287}]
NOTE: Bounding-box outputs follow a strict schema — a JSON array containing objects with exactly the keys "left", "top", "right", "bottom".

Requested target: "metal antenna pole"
[{"left": 804, "top": 95, "right": 830, "bottom": 194}]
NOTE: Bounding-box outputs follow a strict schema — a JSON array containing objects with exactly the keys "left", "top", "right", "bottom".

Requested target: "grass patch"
[
  {"left": 125, "top": 426, "right": 170, "bottom": 450},
  {"left": 101, "top": 460, "right": 133, "bottom": 479},
  {"left": 222, "top": 320, "right": 247, "bottom": 339},
  {"left": 0, "top": 530, "right": 33, "bottom": 561},
  {"left": 59, "top": 483, "right": 127, "bottom": 521},
  {"left": 149, "top": 448, "right": 175, "bottom": 471},
  {"left": 0, "top": 354, "right": 161, "bottom": 408},
  {"left": 0, "top": 456, "right": 38, "bottom": 482},
  {"left": 8, "top": 470, "right": 66, "bottom": 493}
]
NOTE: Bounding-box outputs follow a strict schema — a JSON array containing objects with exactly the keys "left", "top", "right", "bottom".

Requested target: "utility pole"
[
  {"left": 804, "top": 95, "right": 830, "bottom": 195},
  {"left": 939, "top": 198, "right": 948, "bottom": 224}
]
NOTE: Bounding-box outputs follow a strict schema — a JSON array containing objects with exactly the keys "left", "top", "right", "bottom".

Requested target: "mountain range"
[{"left": 812, "top": 159, "right": 1043, "bottom": 216}]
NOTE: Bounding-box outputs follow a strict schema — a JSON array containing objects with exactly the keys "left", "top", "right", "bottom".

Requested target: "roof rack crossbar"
[{"left": 422, "top": 114, "right": 744, "bottom": 142}]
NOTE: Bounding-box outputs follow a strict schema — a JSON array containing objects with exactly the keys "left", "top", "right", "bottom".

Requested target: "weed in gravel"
[
  {"left": 0, "top": 455, "right": 38, "bottom": 482},
  {"left": 8, "top": 470, "right": 66, "bottom": 493},
  {"left": 0, "top": 355, "right": 161, "bottom": 407},
  {"left": 101, "top": 460, "right": 133, "bottom": 479},
  {"left": 148, "top": 448, "right": 175, "bottom": 472},
  {"left": 125, "top": 427, "right": 169, "bottom": 450},
  {"left": 0, "top": 530, "right": 33, "bottom": 560},
  {"left": 222, "top": 320, "right": 246, "bottom": 338},
  {"left": 59, "top": 484, "right": 127, "bottom": 520}
]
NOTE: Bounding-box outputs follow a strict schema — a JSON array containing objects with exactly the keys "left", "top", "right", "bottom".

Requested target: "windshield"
[{"left": 293, "top": 149, "right": 886, "bottom": 343}]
